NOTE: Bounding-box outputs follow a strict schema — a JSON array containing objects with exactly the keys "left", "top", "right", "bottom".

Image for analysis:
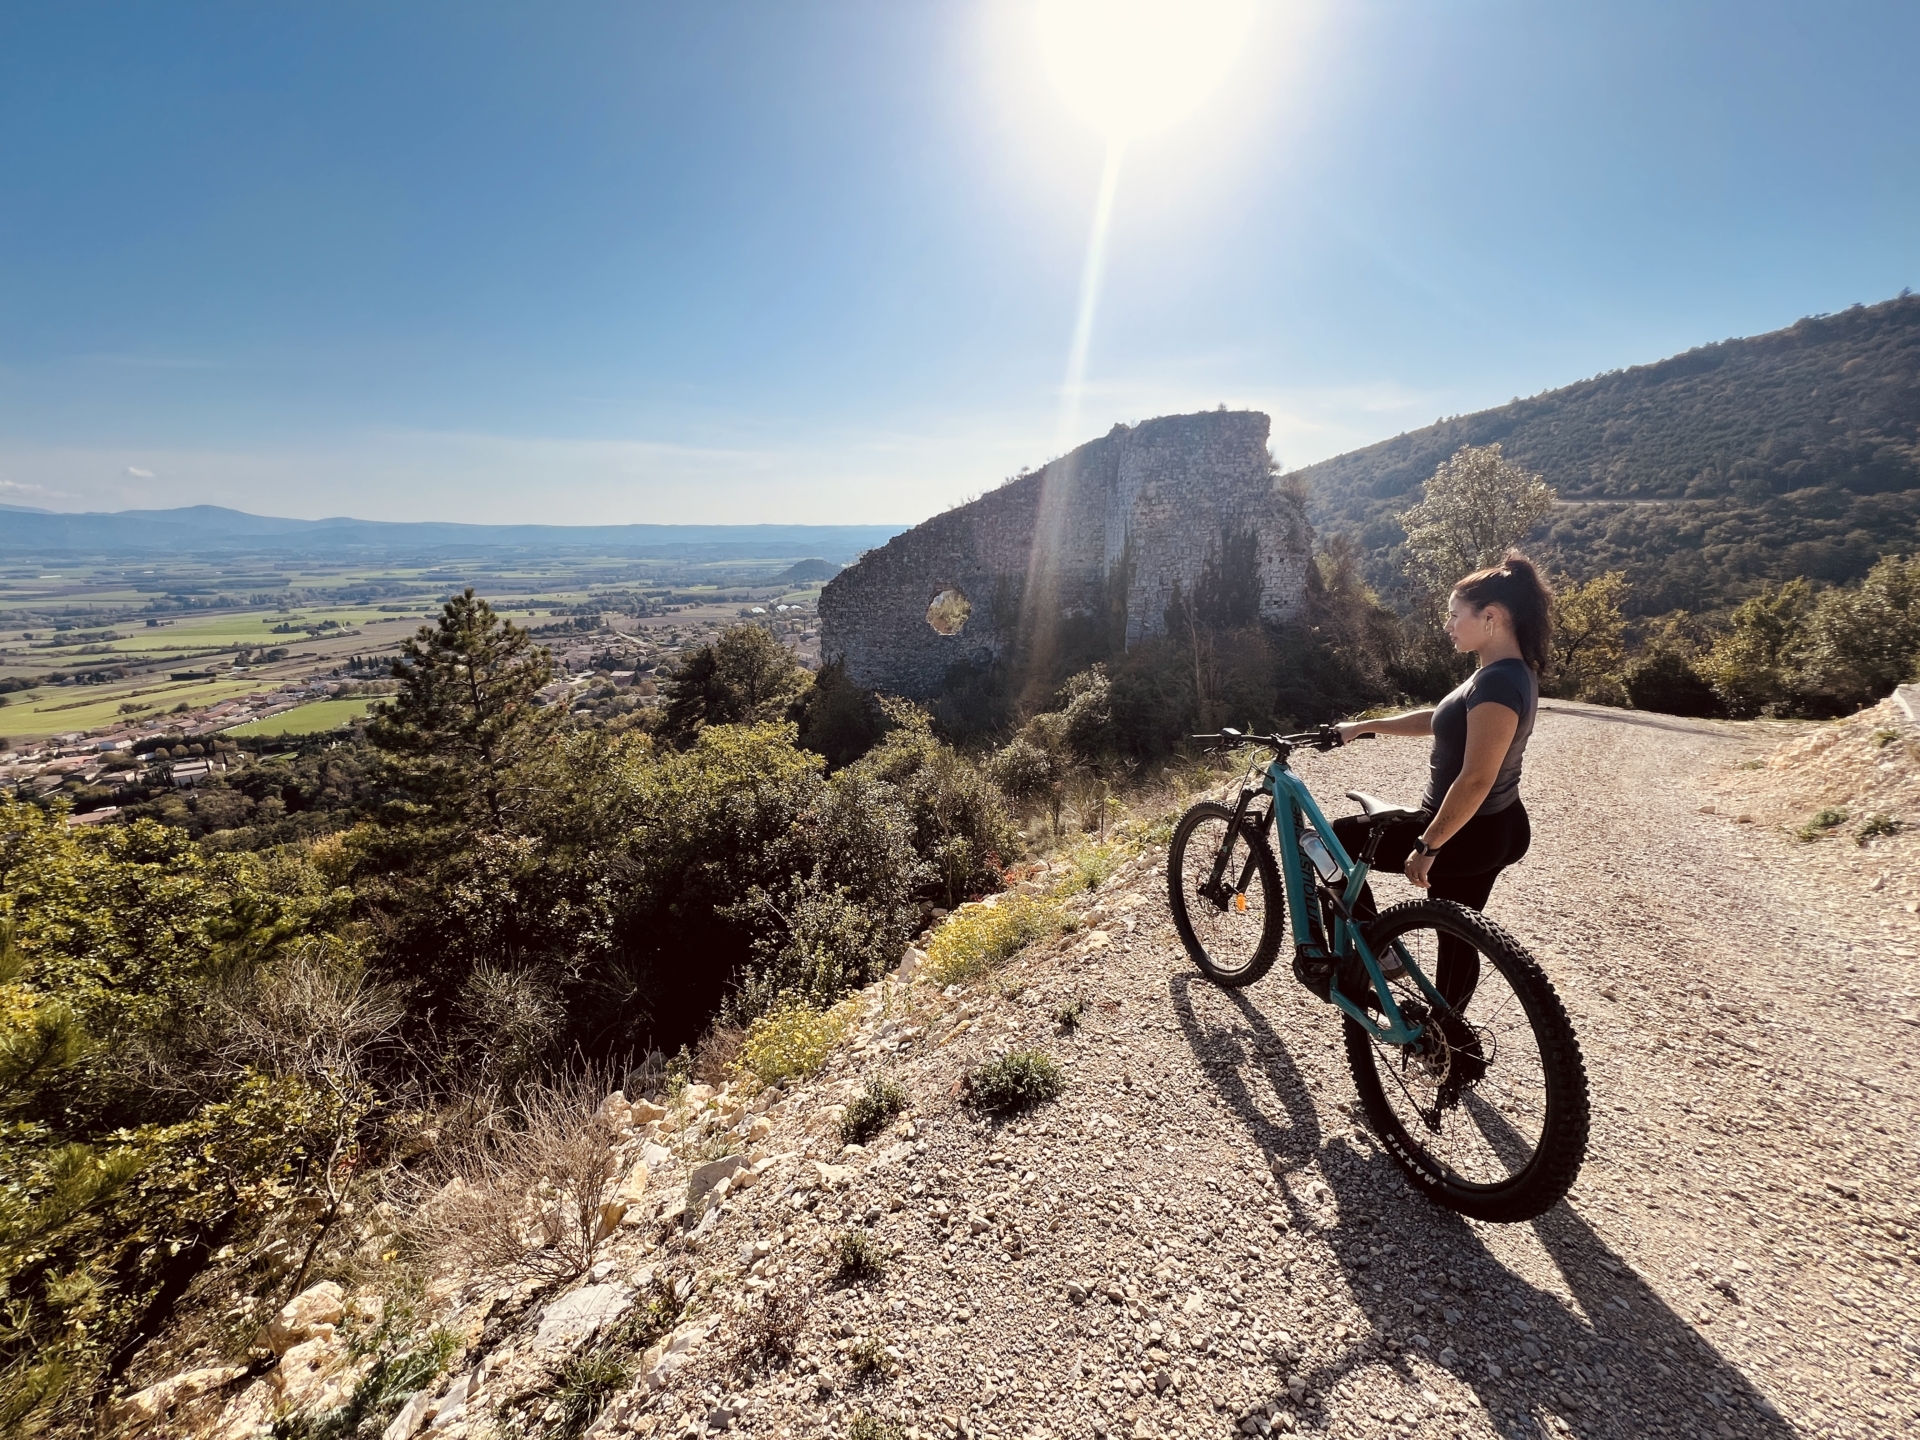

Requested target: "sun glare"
[{"left": 1037, "top": 0, "right": 1257, "bottom": 142}]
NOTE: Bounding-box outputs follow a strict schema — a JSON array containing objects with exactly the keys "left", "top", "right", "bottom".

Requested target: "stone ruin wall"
[{"left": 820, "top": 410, "right": 1312, "bottom": 698}]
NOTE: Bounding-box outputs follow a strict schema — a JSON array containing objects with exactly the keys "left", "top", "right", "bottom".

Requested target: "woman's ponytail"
[{"left": 1454, "top": 550, "right": 1553, "bottom": 674}]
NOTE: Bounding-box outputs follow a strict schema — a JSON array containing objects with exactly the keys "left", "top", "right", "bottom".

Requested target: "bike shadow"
[{"left": 1166, "top": 972, "right": 1796, "bottom": 1439}]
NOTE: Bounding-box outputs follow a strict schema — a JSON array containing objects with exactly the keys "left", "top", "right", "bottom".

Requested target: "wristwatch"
[{"left": 1413, "top": 838, "right": 1442, "bottom": 857}]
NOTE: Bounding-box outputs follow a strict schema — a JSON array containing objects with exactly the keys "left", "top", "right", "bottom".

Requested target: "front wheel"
[
  {"left": 1344, "top": 900, "right": 1588, "bottom": 1222},
  {"left": 1167, "top": 801, "right": 1283, "bottom": 988}
]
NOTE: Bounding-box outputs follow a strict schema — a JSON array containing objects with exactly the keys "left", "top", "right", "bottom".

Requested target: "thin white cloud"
[
  {"left": 125, "top": 466, "right": 156, "bottom": 479},
  {"left": 0, "top": 478, "right": 79, "bottom": 502}
]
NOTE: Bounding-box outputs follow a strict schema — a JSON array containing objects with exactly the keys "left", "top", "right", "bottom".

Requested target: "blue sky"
[{"left": 2, "top": 1, "right": 1915, "bottom": 525}]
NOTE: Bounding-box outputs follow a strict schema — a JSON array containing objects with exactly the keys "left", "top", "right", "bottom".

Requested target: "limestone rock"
[
  {"left": 592, "top": 1200, "right": 627, "bottom": 1242},
  {"left": 617, "top": 1161, "right": 651, "bottom": 1204},
  {"left": 812, "top": 1160, "right": 854, "bottom": 1189},
  {"left": 631, "top": 1098, "right": 668, "bottom": 1125},
  {"left": 383, "top": 1387, "right": 435, "bottom": 1440},
  {"left": 638, "top": 1316, "right": 720, "bottom": 1392},
  {"left": 687, "top": 1153, "right": 746, "bottom": 1207},
  {"left": 110, "top": 1364, "right": 250, "bottom": 1428},
  {"left": 533, "top": 1283, "right": 634, "bottom": 1352},
  {"left": 271, "top": 1333, "right": 357, "bottom": 1413},
  {"left": 260, "top": 1280, "right": 346, "bottom": 1355},
  {"left": 597, "top": 1090, "right": 633, "bottom": 1129}
]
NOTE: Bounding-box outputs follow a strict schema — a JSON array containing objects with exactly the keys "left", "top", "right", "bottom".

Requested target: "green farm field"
[
  {"left": 0, "top": 675, "right": 260, "bottom": 740},
  {"left": 224, "top": 697, "right": 376, "bottom": 737}
]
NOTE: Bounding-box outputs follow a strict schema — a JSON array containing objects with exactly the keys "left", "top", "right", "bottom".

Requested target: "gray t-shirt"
[{"left": 1419, "top": 657, "right": 1537, "bottom": 816}]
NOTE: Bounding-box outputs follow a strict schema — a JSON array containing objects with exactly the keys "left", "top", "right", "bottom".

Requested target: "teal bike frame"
[{"left": 1240, "top": 745, "right": 1453, "bottom": 1046}]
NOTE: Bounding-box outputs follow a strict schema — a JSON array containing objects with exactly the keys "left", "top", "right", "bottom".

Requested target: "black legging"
[{"left": 1330, "top": 801, "right": 1531, "bottom": 1008}]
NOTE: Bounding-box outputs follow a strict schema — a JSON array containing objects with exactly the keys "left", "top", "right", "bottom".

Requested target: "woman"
[{"left": 1331, "top": 551, "right": 1551, "bottom": 1007}]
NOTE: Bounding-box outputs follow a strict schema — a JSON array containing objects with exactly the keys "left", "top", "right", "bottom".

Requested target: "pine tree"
[{"left": 367, "top": 589, "right": 558, "bottom": 830}]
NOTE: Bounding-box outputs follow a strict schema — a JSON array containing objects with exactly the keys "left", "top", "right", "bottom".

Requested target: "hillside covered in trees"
[{"left": 1298, "top": 292, "right": 1920, "bottom": 615}]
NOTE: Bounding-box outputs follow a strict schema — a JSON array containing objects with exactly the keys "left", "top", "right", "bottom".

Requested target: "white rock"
[
  {"left": 382, "top": 1388, "right": 434, "bottom": 1440},
  {"left": 109, "top": 1365, "right": 249, "bottom": 1427},
  {"left": 427, "top": 1372, "right": 470, "bottom": 1430},
  {"left": 687, "top": 1153, "right": 746, "bottom": 1206},
  {"left": 617, "top": 1162, "right": 651, "bottom": 1204},
  {"left": 533, "top": 1284, "right": 634, "bottom": 1351},
  {"left": 597, "top": 1091, "right": 633, "bottom": 1128},
  {"left": 260, "top": 1280, "right": 346, "bottom": 1355},
  {"left": 271, "top": 1333, "right": 355, "bottom": 1412}
]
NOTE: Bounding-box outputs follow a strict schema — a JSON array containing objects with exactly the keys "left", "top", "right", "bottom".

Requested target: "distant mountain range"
[
  {"left": 1296, "top": 292, "right": 1920, "bottom": 615},
  {"left": 0, "top": 504, "right": 903, "bottom": 563}
]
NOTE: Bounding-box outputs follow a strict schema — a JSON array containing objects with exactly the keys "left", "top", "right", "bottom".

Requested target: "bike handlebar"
[{"left": 1191, "top": 724, "right": 1370, "bottom": 753}]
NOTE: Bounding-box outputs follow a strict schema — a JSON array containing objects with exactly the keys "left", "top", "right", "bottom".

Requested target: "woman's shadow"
[{"left": 1167, "top": 972, "right": 1796, "bottom": 1439}]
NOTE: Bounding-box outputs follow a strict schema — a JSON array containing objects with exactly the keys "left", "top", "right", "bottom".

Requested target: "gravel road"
[{"left": 408, "top": 702, "right": 1920, "bottom": 1440}]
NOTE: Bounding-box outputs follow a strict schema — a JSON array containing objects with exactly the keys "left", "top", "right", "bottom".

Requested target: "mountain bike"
[{"left": 1167, "top": 726, "right": 1589, "bottom": 1222}]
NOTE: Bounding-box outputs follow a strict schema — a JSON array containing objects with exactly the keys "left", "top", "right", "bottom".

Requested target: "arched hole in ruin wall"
[{"left": 926, "top": 587, "right": 972, "bottom": 636}]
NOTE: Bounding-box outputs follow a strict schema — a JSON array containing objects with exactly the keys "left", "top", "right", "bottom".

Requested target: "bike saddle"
[{"left": 1347, "top": 790, "right": 1420, "bottom": 823}]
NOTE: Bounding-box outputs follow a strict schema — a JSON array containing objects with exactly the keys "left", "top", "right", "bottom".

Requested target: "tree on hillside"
[
  {"left": 1548, "top": 571, "right": 1629, "bottom": 704},
  {"left": 1624, "top": 613, "right": 1723, "bottom": 717},
  {"left": 1397, "top": 444, "right": 1557, "bottom": 607},
  {"left": 796, "top": 657, "right": 888, "bottom": 769},
  {"left": 660, "top": 624, "right": 810, "bottom": 745},
  {"left": 367, "top": 589, "right": 557, "bottom": 830},
  {"left": 1699, "top": 580, "right": 1815, "bottom": 718},
  {"left": 1796, "top": 553, "right": 1920, "bottom": 710}
]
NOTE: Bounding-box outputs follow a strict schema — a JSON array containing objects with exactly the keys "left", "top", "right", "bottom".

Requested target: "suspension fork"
[{"left": 1201, "top": 786, "right": 1267, "bottom": 904}]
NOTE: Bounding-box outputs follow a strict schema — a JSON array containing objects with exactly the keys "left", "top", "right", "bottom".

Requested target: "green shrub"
[
  {"left": 964, "top": 1050, "right": 1065, "bottom": 1116},
  {"left": 1700, "top": 580, "right": 1814, "bottom": 718},
  {"left": 924, "top": 896, "right": 1062, "bottom": 986},
  {"left": 844, "top": 1334, "right": 893, "bottom": 1381},
  {"left": 299, "top": 1330, "right": 461, "bottom": 1440},
  {"left": 0, "top": 806, "right": 371, "bottom": 1432},
  {"left": 839, "top": 1078, "right": 906, "bottom": 1145},
  {"left": 847, "top": 1413, "right": 905, "bottom": 1440},
  {"left": 1051, "top": 841, "right": 1121, "bottom": 896},
  {"left": 1796, "top": 554, "right": 1920, "bottom": 711},
  {"left": 735, "top": 1000, "right": 847, "bottom": 1088},
  {"left": 852, "top": 705, "right": 1020, "bottom": 905},
  {"left": 1053, "top": 998, "right": 1088, "bottom": 1034},
  {"left": 1856, "top": 812, "right": 1903, "bottom": 845},
  {"left": 1795, "top": 807, "right": 1849, "bottom": 842},
  {"left": 834, "top": 1229, "right": 886, "bottom": 1285},
  {"left": 550, "top": 1346, "right": 633, "bottom": 1439}
]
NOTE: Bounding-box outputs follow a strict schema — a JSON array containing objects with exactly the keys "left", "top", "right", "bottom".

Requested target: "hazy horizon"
[{"left": 3, "top": 1, "right": 1916, "bottom": 528}]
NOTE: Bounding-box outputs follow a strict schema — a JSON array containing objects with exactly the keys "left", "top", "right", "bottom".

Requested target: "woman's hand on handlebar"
[{"left": 1335, "top": 722, "right": 1371, "bottom": 746}]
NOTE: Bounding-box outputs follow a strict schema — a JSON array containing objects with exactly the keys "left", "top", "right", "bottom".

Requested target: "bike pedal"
[{"left": 1292, "top": 949, "right": 1335, "bottom": 1002}]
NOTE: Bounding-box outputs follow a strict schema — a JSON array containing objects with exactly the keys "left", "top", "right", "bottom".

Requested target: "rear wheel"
[
  {"left": 1167, "top": 801, "right": 1283, "bottom": 987},
  {"left": 1344, "top": 900, "right": 1588, "bottom": 1222}
]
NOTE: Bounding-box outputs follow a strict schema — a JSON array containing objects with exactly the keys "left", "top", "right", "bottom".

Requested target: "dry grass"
[
  {"left": 407, "top": 1069, "right": 628, "bottom": 1288},
  {"left": 691, "top": 1023, "right": 746, "bottom": 1085}
]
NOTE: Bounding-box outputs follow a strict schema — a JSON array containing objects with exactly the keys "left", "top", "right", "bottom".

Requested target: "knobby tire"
[
  {"left": 1167, "top": 801, "right": 1283, "bottom": 988},
  {"left": 1344, "top": 899, "right": 1589, "bottom": 1223}
]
